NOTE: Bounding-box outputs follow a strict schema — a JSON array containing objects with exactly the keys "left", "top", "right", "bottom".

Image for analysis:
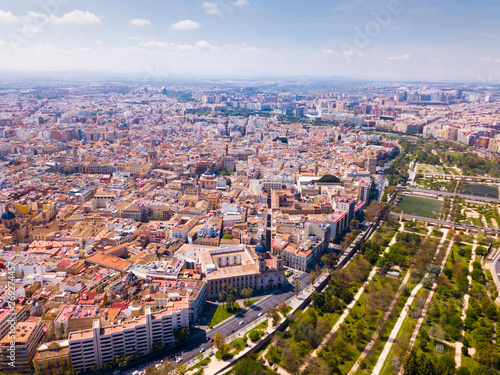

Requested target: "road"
[{"left": 120, "top": 271, "right": 312, "bottom": 375}]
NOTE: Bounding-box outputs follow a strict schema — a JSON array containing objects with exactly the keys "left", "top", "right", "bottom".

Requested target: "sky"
[{"left": 0, "top": 0, "right": 499, "bottom": 82}]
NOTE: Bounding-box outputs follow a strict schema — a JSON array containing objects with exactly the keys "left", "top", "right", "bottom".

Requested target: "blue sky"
[{"left": 0, "top": 0, "right": 499, "bottom": 82}]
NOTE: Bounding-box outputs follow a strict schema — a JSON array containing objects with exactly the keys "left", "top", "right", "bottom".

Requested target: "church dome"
[
  {"left": 1, "top": 211, "right": 15, "bottom": 221},
  {"left": 255, "top": 243, "right": 267, "bottom": 254},
  {"left": 203, "top": 169, "right": 214, "bottom": 176}
]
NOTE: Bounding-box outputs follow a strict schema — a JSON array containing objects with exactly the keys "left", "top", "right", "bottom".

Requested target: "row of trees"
[{"left": 218, "top": 283, "right": 254, "bottom": 310}]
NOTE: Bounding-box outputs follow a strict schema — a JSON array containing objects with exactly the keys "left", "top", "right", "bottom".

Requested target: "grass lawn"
[
  {"left": 417, "top": 164, "right": 445, "bottom": 174},
  {"left": 243, "top": 299, "right": 259, "bottom": 308},
  {"left": 462, "top": 183, "right": 499, "bottom": 198},
  {"left": 394, "top": 196, "right": 442, "bottom": 219},
  {"left": 216, "top": 337, "right": 248, "bottom": 360},
  {"left": 209, "top": 304, "right": 241, "bottom": 328},
  {"left": 461, "top": 355, "right": 480, "bottom": 372},
  {"left": 188, "top": 357, "right": 211, "bottom": 371}
]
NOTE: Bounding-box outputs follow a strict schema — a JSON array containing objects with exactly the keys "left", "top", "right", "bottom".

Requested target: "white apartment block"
[{"left": 68, "top": 305, "right": 188, "bottom": 372}]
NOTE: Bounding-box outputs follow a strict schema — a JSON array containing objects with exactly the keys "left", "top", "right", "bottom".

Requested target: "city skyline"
[{"left": 0, "top": 0, "right": 499, "bottom": 82}]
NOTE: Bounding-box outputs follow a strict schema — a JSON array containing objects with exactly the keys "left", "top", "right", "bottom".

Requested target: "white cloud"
[
  {"left": 0, "top": 10, "right": 19, "bottom": 23},
  {"left": 137, "top": 40, "right": 265, "bottom": 57},
  {"left": 321, "top": 49, "right": 336, "bottom": 54},
  {"left": 387, "top": 54, "right": 411, "bottom": 61},
  {"left": 241, "top": 46, "right": 263, "bottom": 54},
  {"left": 194, "top": 40, "right": 211, "bottom": 49},
  {"left": 169, "top": 19, "right": 201, "bottom": 31},
  {"left": 139, "top": 40, "right": 168, "bottom": 49},
  {"left": 95, "top": 40, "right": 103, "bottom": 45},
  {"left": 481, "top": 57, "right": 500, "bottom": 63},
  {"left": 47, "top": 10, "right": 101, "bottom": 25},
  {"left": 234, "top": 0, "right": 249, "bottom": 6},
  {"left": 129, "top": 18, "right": 151, "bottom": 26},
  {"left": 202, "top": 2, "right": 220, "bottom": 15},
  {"left": 343, "top": 49, "right": 363, "bottom": 59},
  {"left": 19, "top": 25, "right": 43, "bottom": 37}
]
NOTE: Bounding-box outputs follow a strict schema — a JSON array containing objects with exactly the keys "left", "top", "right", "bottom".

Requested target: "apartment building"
[
  {"left": 34, "top": 340, "right": 71, "bottom": 375},
  {"left": 0, "top": 317, "right": 44, "bottom": 375},
  {"left": 69, "top": 305, "right": 188, "bottom": 372}
]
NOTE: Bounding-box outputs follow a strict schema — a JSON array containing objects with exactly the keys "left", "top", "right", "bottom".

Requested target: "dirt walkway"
[
  {"left": 348, "top": 270, "right": 411, "bottom": 374},
  {"left": 397, "top": 239, "right": 455, "bottom": 375},
  {"left": 371, "top": 229, "right": 449, "bottom": 375},
  {"left": 456, "top": 240, "right": 477, "bottom": 367}
]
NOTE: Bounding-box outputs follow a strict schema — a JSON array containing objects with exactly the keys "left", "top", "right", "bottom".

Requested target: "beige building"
[
  {"left": 0, "top": 318, "right": 44, "bottom": 375},
  {"left": 199, "top": 245, "right": 285, "bottom": 298}
]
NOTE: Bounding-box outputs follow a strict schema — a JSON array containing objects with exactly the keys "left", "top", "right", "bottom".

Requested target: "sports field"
[
  {"left": 394, "top": 195, "right": 442, "bottom": 218},
  {"left": 416, "top": 164, "right": 445, "bottom": 174},
  {"left": 462, "top": 183, "right": 498, "bottom": 198}
]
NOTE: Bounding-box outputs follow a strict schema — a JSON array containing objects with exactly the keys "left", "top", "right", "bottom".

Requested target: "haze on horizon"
[{"left": 0, "top": 0, "right": 499, "bottom": 83}]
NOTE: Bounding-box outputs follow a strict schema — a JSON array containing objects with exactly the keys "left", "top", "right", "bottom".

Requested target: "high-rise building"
[
  {"left": 0, "top": 318, "right": 44, "bottom": 375},
  {"left": 69, "top": 306, "right": 188, "bottom": 373}
]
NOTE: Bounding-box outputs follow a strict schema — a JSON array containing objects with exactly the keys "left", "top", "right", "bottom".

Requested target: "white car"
[
  {"left": 258, "top": 312, "right": 263, "bottom": 317},
  {"left": 176, "top": 357, "right": 183, "bottom": 363},
  {"left": 239, "top": 321, "right": 244, "bottom": 325}
]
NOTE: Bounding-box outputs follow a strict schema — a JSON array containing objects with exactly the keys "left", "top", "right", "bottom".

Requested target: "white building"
[{"left": 69, "top": 305, "right": 188, "bottom": 372}]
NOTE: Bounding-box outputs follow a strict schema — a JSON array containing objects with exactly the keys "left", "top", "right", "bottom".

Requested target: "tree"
[
  {"left": 364, "top": 201, "right": 384, "bottom": 222},
  {"left": 175, "top": 363, "right": 188, "bottom": 375},
  {"left": 322, "top": 253, "right": 338, "bottom": 269},
  {"left": 472, "top": 366, "right": 499, "bottom": 375},
  {"left": 309, "top": 271, "right": 318, "bottom": 287},
  {"left": 350, "top": 219, "right": 359, "bottom": 231},
  {"left": 294, "top": 279, "right": 301, "bottom": 298},
  {"left": 226, "top": 293, "right": 236, "bottom": 311},
  {"left": 222, "top": 233, "right": 233, "bottom": 240},
  {"left": 457, "top": 368, "right": 471, "bottom": 375},
  {"left": 316, "top": 174, "right": 340, "bottom": 183},
  {"left": 403, "top": 351, "right": 420, "bottom": 375},
  {"left": 160, "top": 360, "right": 176, "bottom": 374},
  {"left": 213, "top": 332, "right": 228, "bottom": 355},
  {"left": 277, "top": 301, "right": 289, "bottom": 317},
  {"left": 241, "top": 288, "right": 253, "bottom": 302},
  {"left": 219, "top": 291, "right": 227, "bottom": 308},
  {"left": 231, "top": 356, "right": 269, "bottom": 375},
  {"left": 145, "top": 364, "right": 159, "bottom": 375},
  {"left": 266, "top": 307, "right": 280, "bottom": 325},
  {"left": 173, "top": 326, "right": 188, "bottom": 342}
]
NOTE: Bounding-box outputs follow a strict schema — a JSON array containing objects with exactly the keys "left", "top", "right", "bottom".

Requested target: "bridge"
[
  {"left": 402, "top": 186, "right": 500, "bottom": 204},
  {"left": 389, "top": 213, "right": 500, "bottom": 237},
  {"left": 420, "top": 173, "right": 500, "bottom": 183}
]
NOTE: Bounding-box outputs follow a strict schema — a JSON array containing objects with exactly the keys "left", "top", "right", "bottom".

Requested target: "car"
[
  {"left": 258, "top": 312, "right": 263, "bottom": 317},
  {"left": 176, "top": 357, "right": 183, "bottom": 363},
  {"left": 206, "top": 337, "right": 210, "bottom": 342},
  {"left": 200, "top": 348, "right": 205, "bottom": 353},
  {"left": 239, "top": 321, "right": 244, "bottom": 325},
  {"left": 210, "top": 338, "right": 214, "bottom": 342}
]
